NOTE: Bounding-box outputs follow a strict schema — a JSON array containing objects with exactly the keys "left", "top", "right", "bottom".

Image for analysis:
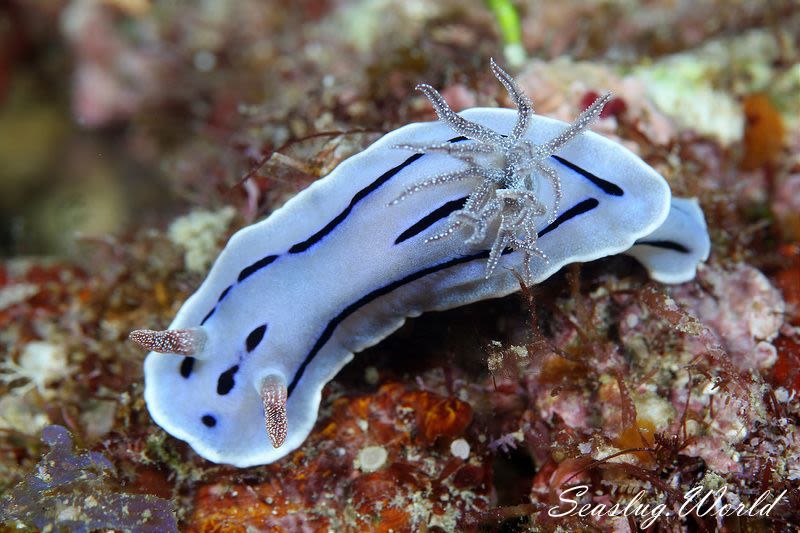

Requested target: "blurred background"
[{"left": 1, "top": 0, "right": 797, "bottom": 258}]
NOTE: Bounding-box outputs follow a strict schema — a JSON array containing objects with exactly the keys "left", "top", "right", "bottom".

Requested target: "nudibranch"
[{"left": 133, "top": 61, "right": 709, "bottom": 467}]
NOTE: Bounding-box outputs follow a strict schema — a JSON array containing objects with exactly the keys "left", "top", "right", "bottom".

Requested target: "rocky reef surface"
[{"left": 1, "top": 0, "right": 799, "bottom": 530}]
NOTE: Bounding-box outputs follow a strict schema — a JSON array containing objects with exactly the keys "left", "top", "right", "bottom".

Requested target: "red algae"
[
  {"left": 773, "top": 335, "right": 800, "bottom": 393},
  {"left": 187, "top": 383, "right": 490, "bottom": 532},
  {"left": 741, "top": 93, "right": 785, "bottom": 171}
]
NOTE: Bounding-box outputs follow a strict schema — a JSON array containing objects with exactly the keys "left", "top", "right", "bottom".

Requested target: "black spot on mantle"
[
  {"left": 180, "top": 357, "right": 195, "bottom": 378},
  {"left": 246, "top": 325, "right": 268, "bottom": 352},
  {"left": 217, "top": 365, "right": 239, "bottom": 395}
]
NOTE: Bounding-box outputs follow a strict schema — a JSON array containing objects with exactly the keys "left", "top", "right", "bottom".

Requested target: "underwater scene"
[{"left": 1, "top": 0, "right": 799, "bottom": 531}]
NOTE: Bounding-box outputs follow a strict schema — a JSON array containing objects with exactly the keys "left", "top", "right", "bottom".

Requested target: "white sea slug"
[{"left": 131, "top": 61, "right": 709, "bottom": 467}]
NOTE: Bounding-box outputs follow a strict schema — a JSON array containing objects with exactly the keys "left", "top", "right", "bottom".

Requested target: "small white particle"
[
  {"left": 56, "top": 506, "right": 79, "bottom": 522},
  {"left": 450, "top": 438, "right": 470, "bottom": 459},
  {"left": 504, "top": 43, "right": 526, "bottom": 68},
  {"left": 168, "top": 207, "right": 236, "bottom": 274},
  {"left": 0, "top": 283, "right": 39, "bottom": 311},
  {"left": 405, "top": 450, "right": 421, "bottom": 462},
  {"left": 364, "top": 366, "right": 379, "bottom": 385},
  {"left": 194, "top": 50, "right": 217, "bottom": 72},
  {"left": 356, "top": 445, "right": 388, "bottom": 473},
  {"left": 774, "top": 387, "right": 789, "bottom": 403},
  {"left": 702, "top": 380, "right": 720, "bottom": 395},
  {"left": 0, "top": 341, "right": 69, "bottom": 398}
]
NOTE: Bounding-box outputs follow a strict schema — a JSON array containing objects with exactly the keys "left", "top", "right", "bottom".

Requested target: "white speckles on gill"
[{"left": 390, "top": 58, "right": 612, "bottom": 282}]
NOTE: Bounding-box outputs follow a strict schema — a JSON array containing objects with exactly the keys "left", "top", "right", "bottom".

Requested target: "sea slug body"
[{"left": 134, "top": 62, "right": 709, "bottom": 467}]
